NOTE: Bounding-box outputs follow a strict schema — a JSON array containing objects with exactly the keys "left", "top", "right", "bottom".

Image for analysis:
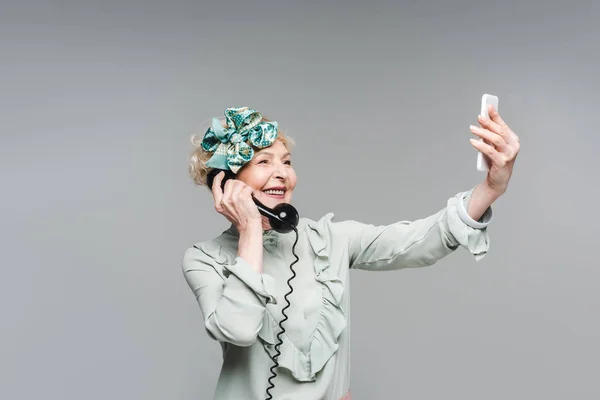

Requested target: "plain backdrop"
[{"left": 2, "top": 0, "right": 599, "bottom": 399}]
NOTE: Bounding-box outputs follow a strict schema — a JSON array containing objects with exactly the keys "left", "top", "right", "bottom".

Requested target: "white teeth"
[{"left": 263, "top": 189, "right": 284, "bottom": 195}]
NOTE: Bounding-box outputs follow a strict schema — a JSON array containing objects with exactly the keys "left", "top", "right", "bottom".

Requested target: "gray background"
[{"left": 2, "top": 0, "right": 599, "bottom": 399}]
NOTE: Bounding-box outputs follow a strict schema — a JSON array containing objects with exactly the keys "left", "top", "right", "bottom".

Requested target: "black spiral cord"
[{"left": 264, "top": 226, "right": 300, "bottom": 400}]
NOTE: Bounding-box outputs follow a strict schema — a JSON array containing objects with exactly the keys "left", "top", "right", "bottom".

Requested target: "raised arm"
[{"left": 336, "top": 188, "right": 493, "bottom": 271}]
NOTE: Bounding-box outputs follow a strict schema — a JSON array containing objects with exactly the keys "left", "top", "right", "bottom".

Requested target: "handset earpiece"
[
  {"left": 206, "top": 168, "right": 237, "bottom": 192},
  {"left": 206, "top": 168, "right": 299, "bottom": 233}
]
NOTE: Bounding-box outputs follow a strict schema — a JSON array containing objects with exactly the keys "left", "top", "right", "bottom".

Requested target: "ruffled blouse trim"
[{"left": 257, "top": 213, "right": 347, "bottom": 382}]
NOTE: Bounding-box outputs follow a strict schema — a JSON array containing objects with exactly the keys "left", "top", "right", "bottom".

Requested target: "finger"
[
  {"left": 483, "top": 105, "right": 519, "bottom": 146},
  {"left": 211, "top": 171, "right": 225, "bottom": 208},
  {"left": 221, "top": 178, "right": 237, "bottom": 208},
  {"left": 488, "top": 104, "right": 507, "bottom": 127},
  {"left": 230, "top": 181, "right": 247, "bottom": 206},
  {"left": 239, "top": 186, "right": 256, "bottom": 207},
  {"left": 477, "top": 113, "right": 504, "bottom": 137},
  {"left": 469, "top": 138, "right": 506, "bottom": 167},
  {"left": 229, "top": 185, "right": 258, "bottom": 220},
  {"left": 242, "top": 187, "right": 261, "bottom": 217},
  {"left": 470, "top": 125, "right": 507, "bottom": 149},
  {"left": 493, "top": 107, "right": 520, "bottom": 146}
]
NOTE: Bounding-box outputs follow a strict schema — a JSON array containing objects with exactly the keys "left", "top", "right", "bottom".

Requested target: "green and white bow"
[{"left": 201, "top": 107, "right": 279, "bottom": 173}]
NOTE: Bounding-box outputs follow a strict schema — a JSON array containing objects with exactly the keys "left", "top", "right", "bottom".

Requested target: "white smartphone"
[{"left": 477, "top": 93, "right": 499, "bottom": 171}]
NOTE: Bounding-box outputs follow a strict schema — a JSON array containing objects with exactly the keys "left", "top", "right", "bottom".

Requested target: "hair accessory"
[{"left": 201, "top": 107, "right": 279, "bottom": 173}]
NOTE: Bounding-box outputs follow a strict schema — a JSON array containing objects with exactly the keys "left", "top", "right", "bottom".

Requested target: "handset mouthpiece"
[{"left": 251, "top": 195, "right": 299, "bottom": 233}]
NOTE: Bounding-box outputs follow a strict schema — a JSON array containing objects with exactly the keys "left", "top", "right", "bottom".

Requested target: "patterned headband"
[{"left": 200, "top": 107, "right": 279, "bottom": 173}]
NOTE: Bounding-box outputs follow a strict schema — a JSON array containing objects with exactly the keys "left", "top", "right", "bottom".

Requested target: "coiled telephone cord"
[{"left": 264, "top": 226, "right": 300, "bottom": 400}]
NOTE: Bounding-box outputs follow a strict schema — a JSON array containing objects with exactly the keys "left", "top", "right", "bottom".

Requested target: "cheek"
[
  {"left": 236, "top": 168, "right": 259, "bottom": 189},
  {"left": 249, "top": 178, "right": 267, "bottom": 191},
  {"left": 239, "top": 169, "right": 270, "bottom": 190},
  {"left": 289, "top": 172, "right": 298, "bottom": 190}
]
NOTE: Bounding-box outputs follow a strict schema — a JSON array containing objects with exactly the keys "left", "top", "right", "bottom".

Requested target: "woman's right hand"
[{"left": 211, "top": 171, "right": 262, "bottom": 233}]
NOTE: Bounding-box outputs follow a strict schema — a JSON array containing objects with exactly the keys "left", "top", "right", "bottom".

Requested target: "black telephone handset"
[
  {"left": 206, "top": 168, "right": 299, "bottom": 234},
  {"left": 206, "top": 168, "right": 300, "bottom": 400}
]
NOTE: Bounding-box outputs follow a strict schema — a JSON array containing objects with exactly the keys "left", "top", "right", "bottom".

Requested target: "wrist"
[
  {"left": 467, "top": 181, "right": 502, "bottom": 222},
  {"left": 237, "top": 219, "right": 263, "bottom": 235},
  {"left": 237, "top": 221, "right": 264, "bottom": 273},
  {"left": 480, "top": 180, "right": 505, "bottom": 200}
]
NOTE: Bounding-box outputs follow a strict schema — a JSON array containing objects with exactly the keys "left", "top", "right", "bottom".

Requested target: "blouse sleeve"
[
  {"left": 337, "top": 188, "right": 493, "bottom": 271},
  {"left": 181, "top": 243, "right": 278, "bottom": 347}
]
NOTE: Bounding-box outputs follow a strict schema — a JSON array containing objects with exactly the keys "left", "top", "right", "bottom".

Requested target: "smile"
[{"left": 262, "top": 188, "right": 286, "bottom": 198}]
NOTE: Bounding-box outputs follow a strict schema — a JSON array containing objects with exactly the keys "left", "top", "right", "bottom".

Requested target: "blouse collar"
[{"left": 225, "top": 223, "right": 281, "bottom": 241}]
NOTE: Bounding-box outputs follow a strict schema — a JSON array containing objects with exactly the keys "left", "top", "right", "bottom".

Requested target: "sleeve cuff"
[
  {"left": 223, "top": 256, "right": 278, "bottom": 305},
  {"left": 456, "top": 189, "right": 493, "bottom": 229},
  {"left": 445, "top": 189, "right": 492, "bottom": 261}
]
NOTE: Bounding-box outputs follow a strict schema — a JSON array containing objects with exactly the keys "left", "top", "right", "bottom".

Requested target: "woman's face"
[{"left": 236, "top": 139, "right": 297, "bottom": 209}]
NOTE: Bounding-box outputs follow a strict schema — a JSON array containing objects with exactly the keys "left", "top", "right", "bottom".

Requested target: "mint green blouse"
[{"left": 182, "top": 188, "right": 493, "bottom": 400}]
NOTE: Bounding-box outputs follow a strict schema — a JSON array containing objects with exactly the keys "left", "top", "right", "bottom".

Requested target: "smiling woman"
[{"left": 181, "top": 106, "right": 518, "bottom": 400}]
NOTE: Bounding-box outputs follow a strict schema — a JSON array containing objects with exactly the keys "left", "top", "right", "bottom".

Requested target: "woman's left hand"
[{"left": 469, "top": 105, "right": 520, "bottom": 195}]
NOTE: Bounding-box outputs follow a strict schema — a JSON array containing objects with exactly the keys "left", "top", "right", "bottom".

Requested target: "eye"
[
  {"left": 284, "top": 160, "right": 292, "bottom": 165},
  {"left": 258, "top": 159, "right": 268, "bottom": 164}
]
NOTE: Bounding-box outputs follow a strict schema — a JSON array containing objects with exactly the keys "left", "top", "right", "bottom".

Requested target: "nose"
[{"left": 273, "top": 161, "right": 288, "bottom": 181}]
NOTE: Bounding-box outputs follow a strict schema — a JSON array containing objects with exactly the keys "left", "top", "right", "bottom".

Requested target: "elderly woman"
[{"left": 182, "top": 106, "right": 520, "bottom": 400}]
